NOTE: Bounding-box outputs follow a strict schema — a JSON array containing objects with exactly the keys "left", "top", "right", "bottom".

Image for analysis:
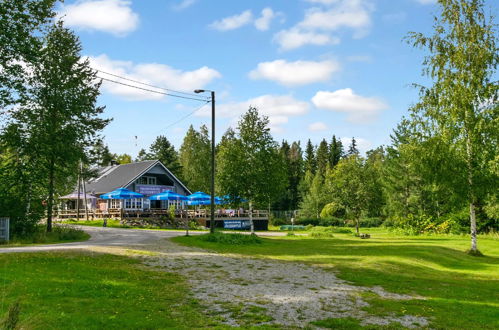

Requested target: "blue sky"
[{"left": 57, "top": 0, "right": 497, "bottom": 156}]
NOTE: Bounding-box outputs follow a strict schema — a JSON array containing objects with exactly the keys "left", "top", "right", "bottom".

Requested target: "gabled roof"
[{"left": 84, "top": 160, "right": 190, "bottom": 195}]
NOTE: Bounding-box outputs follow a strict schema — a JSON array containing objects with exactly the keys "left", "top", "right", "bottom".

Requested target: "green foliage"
[
  {"left": 217, "top": 107, "right": 287, "bottom": 208},
  {"left": 179, "top": 125, "right": 211, "bottom": 192},
  {"left": 115, "top": 153, "right": 132, "bottom": 164},
  {"left": 198, "top": 232, "right": 263, "bottom": 245},
  {"left": 149, "top": 136, "right": 182, "bottom": 177},
  {"left": 4, "top": 225, "right": 89, "bottom": 245},
  {"left": 308, "top": 226, "right": 335, "bottom": 238}
]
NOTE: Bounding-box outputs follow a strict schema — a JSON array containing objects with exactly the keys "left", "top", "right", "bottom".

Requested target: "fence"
[{"left": 0, "top": 217, "right": 9, "bottom": 242}]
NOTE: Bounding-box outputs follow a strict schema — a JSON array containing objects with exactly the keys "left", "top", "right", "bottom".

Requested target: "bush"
[
  {"left": 271, "top": 217, "right": 288, "bottom": 226},
  {"left": 198, "top": 232, "right": 263, "bottom": 245},
  {"left": 308, "top": 226, "right": 335, "bottom": 238},
  {"left": 4, "top": 225, "right": 88, "bottom": 245}
]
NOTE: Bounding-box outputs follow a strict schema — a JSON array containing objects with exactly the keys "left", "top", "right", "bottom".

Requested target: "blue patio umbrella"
[
  {"left": 149, "top": 191, "right": 187, "bottom": 201},
  {"left": 100, "top": 188, "right": 144, "bottom": 200},
  {"left": 187, "top": 191, "right": 211, "bottom": 202},
  {"left": 221, "top": 195, "right": 248, "bottom": 203},
  {"left": 188, "top": 197, "right": 224, "bottom": 206}
]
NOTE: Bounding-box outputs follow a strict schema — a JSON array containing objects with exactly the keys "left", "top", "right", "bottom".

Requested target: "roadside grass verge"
[
  {"left": 0, "top": 251, "right": 222, "bottom": 329},
  {"left": 174, "top": 229, "right": 499, "bottom": 329},
  {"left": 1, "top": 225, "right": 89, "bottom": 247},
  {"left": 199, "top": 232, "right": 263, "bottom": 245},
  {"left": 61, "top": 219, "right": 206, "bottom": 231}
]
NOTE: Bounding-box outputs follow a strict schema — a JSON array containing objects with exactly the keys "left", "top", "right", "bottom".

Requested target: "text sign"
[
  {"left": 0, "top": 217, "right": 9, "bottom": 242},
  {"left": 136, "top": 185, "right": 174, "bottom": 196},
  {"left": 223, "top": 220, "right": 251, "bottom": 230}
]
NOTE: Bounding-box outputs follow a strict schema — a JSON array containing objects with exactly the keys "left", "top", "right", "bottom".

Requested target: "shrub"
[
  {"left": 198, "top": 232, "right": 263, "bottom": 245},
  {"left": 271, "top": 217, "right": 288, "bottom": 226},
  {"left": 308, "top": 226, "right": 335, "bottom": 238}
]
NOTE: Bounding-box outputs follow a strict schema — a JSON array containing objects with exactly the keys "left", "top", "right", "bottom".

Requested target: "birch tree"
[{"left": 407, "top": 0, "right": 498, "bottom": 254}]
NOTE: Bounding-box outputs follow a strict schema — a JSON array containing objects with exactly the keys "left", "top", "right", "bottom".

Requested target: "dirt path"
[{"left": 122, "top": 239, "right": 428, "bottom": 328}]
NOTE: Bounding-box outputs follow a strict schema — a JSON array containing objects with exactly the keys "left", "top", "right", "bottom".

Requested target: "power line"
[
  {"left": 154, "top": 101, "right": 210, "bottom": 134},
  {"left": 97, "top": 76, "right": 209, "bottom": 102},
  {"left": 95, "top": 69, "right": 209, "bottom": 99}
]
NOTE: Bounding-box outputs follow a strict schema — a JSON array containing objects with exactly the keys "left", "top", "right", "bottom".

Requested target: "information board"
[{"left": 223, "top": 220, "right": 251, "bottom": 230}]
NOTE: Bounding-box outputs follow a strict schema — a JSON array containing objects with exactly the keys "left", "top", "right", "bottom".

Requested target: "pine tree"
[
  {"left": 304, "top": 139, "right": 317, "bottom": 174},
  {"left": 149, "top": 135, "right": 182, "bottom": 178},
  {"left": 347, "top": 137, "right": 359, "bottom": 156},
  {"left": 316, "top": 139, "right": 329, "bottom": 175},
  {"left": 329, "top": 135, "right": 343, "bottom": 167}
]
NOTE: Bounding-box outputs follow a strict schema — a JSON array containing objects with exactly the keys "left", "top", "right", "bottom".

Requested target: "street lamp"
[{"left": 194, "top": 89, "right": 216, "bottom": 234}]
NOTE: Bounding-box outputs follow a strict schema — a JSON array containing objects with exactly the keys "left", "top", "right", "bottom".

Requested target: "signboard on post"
[
  {"left": 0, "top": 217, "right": 9, "bottom": 242},
  {"left": 223, "top": 220, "right": 251, "bottom": 230}
]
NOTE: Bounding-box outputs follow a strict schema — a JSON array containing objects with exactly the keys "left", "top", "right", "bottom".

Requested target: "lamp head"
[{"left": 194, "top": 89, "right": 205, "bottom": 94}]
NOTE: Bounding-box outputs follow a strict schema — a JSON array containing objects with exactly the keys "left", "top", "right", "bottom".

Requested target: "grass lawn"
[
  {"left": 0, "top": 251, "right": 221, "bottom": 329},
  {"left": 174, "top": 229, "right": 499, "bottom": 329},
  {"left": 1, "top": 225, "right": 90, "bottom": 247}
]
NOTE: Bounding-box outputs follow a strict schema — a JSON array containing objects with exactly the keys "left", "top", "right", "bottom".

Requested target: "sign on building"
[
  {"left": 223, "top": 220, "right": 251, "bottom": 230},
  {"left": 0, "top": 217, "right": 9, "bottom": 242}
]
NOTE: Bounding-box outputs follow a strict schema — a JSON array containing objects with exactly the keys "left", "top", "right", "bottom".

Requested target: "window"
[
  {"left": 124, "top": 198, "right": 143, "bottom": 209},
  {"left": 136, "top": 176, "right": 156, "bottom": 185}
]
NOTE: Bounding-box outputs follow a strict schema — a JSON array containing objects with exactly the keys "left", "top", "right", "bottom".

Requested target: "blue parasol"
[
  {"left": 149, "top": 191, "right": 187, "bottom": 201},
  {"left": 100, "top": 188, "right": 144, "bottom": 200}
]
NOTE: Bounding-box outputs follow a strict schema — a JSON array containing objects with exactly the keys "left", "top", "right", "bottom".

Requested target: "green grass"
[
  {"left": 0, "top": 251, "right": 223, "bottom": 329},
  {"left": 61, "top": 219, "right": 206, "bottom": 231},
  {"left": 1, "top": 225, "right": 90, "bottom": 247},
  {"left": 199, "top": 232, "right": 263, "bottom": 245},
  {"left": 174, "top": 228, "right": 499, "bottom": 329}
]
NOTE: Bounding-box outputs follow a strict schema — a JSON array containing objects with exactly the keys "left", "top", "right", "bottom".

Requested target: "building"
[{"left": 59, "top": 160, "right": 190, "bottom": 216}]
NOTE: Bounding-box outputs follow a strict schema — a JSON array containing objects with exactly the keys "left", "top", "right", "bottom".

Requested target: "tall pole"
[
  {"left": 76, "top": 163, "right": 81, "bottom": 221},
  {"left": 210, "top": 91, "right": 215, "bottom": 234}
]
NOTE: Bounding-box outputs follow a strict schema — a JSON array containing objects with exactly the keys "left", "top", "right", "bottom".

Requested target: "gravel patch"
[{"left": 128, "top": 238, "right": 429, "bottom": 328}]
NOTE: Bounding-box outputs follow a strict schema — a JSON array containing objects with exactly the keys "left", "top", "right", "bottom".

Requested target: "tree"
[
  {"left": 304, "top": 139, "right": 317, "bottom": 174},
  {"left": 217, "top": 107, "right": 287, "bottom": 233},
  {"left": 407, "top": 0, "right": 498, "bottom": 254},
  {"left": 180, "top": 125, "right": 211, "bottom": 192},
  {"left": 135, "top": 148, "right": 151, "bottom": 162},
  {"left": 325, "top": 155, "right": 368, "bottom": 235},
  {"left": 149, "top": 135, "right": 182, "bottom": 178},
  {"left": 12, "top": 22, "right": 109, "bottom": 232},
  {"left": 89, "top": 140, "right": 116, "bottom": 166},
  {"left": 316, "top": 139, "right": 329, "bottom": 175},
  {"left": 0, "top": 0, "right": 56, "bottom": 109},
  {"left": 299, "top": 172, "right": 328, "bottom": 219},
  {"left": 329, "top": 135, "right": 343, "bottom": 167},
  {"left": 347, "top": 137, "right": 359, "bottom": 156},
  {"left": 116, "top": 154, "right": 132, "bottom": 165}
]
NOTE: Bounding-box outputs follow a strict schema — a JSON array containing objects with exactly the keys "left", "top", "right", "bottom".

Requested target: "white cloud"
[
  {"left": 415, "top": 0, "right": 436, "bottom": 4},
  {"left": 88, "top": 54, "right": 221, "bottom": 100},
  {"left": 197, "top": 94, "right": 309, "bottom": 133},
  {"left": 172, "top": 0, "right": 197, "bottom": 11},
  {"left": 340, "top": 137, "right": 372, "bottom": 153},
  {"left": 254, "top": 8, "right": 276, "bottom": 31},
  {"left": 249, "top": 59, "right": 340, "bottom": 86},
  {"left": 209, "top": 10, "right": 253, "bottom": 31},
  {"left": 312, "top": 88, "right": 388, "bottom": 123},
  {"left": 308, "top": 122, "right": 328, "bottom": 132},
  {"left": 58, "top": 0, "right": 139, "bottom": 36},
  {"left": 273, "top": 0, "right": 373, "bottom": 51},
  {"left": 273, "top": 28, "right": 339, "bottom": 51}
]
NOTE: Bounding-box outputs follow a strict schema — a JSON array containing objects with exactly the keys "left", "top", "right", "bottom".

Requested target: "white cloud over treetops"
[
  {"left": 87, "top": 54, "right": 221, "bottom": 100},
  {"left": 210, "top": 8, "right": 281, "bottom": 32},
  {"left": 172, "top": 0, "right": 197, "bottom": 11},
  {"left": 340, "top": 137, "right": 372, "bottom": 153},
  {"left": 249, "top": 59, "right": 340, "bottom": 86},
  {"left": 308, "top": 122, "right": 328, "bottom": 132},
  {"left": 209, "top": 10, "right": 253, "bottom": 31},
  {"left": 274, "top": 0, "right": 373, "bottom": 51},
  {"left": 196, "top": 94, "right": 310, "bottom": 133},
  {"left": 312, "top": 88, "right": 388, "bottom": 123},
  {"left": 58, "top": 0, "right": 139, "bottom": 36}
]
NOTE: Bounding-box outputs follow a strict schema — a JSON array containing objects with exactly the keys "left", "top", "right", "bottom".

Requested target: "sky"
[{"left": 56, "top": 0, "right": 497, "bottom": 156}]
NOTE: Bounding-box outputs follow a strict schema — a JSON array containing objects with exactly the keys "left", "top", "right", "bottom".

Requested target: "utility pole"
[{"left": 194, "top": 89, "right": 215, "bottom": 233}]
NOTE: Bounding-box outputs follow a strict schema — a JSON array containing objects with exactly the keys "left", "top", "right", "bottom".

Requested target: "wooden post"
[
  {"left": 81, "top": 162, "right": 89, "bottom": 222},
  {"left": 76, "top": 165, "right": 81, "bottom": 221}
]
